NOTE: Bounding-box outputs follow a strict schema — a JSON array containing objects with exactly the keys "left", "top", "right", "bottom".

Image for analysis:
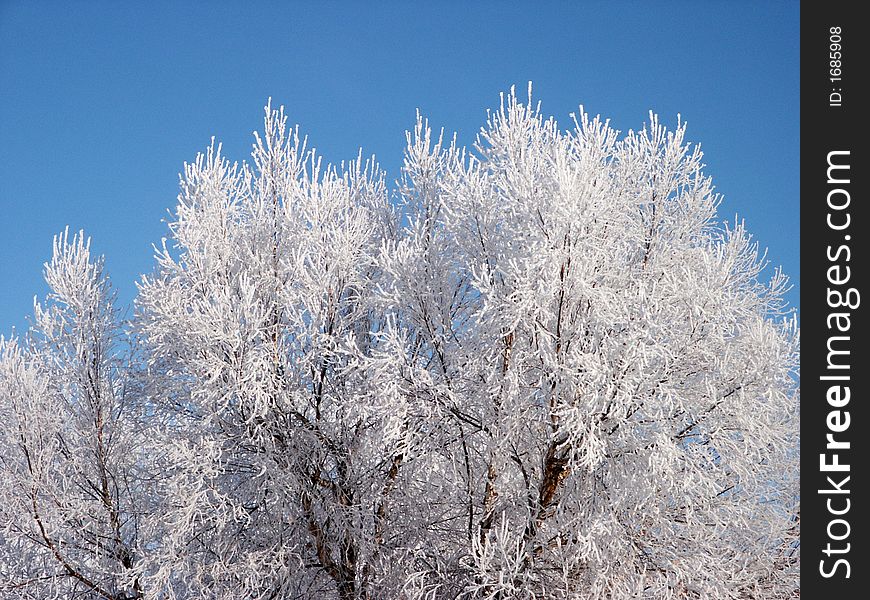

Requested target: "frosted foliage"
[
  {"left": 1, "top": 90, "right": 798, "bottom": 599},
  {"left": 0, "top": 231, "right": 143, "bottom": 599}
]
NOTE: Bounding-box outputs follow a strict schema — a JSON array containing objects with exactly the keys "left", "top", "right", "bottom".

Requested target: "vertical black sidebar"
[{"left": 802, "top": 2, "right": 867, "bottom": 597}]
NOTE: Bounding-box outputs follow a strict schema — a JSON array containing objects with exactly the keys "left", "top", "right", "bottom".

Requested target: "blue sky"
[{"left": 0, "top": 1, "right": 799, "bottom": 334}]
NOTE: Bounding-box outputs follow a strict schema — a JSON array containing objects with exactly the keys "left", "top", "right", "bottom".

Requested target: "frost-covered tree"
[
  {"left": 134, "top": 103, "right": 401, "bottom": 600},
  {"left": 0, "top": 230, "right": 143, "bottom": 599},
  {"left": 1, "top": 88, "right": 799, "bottom": 599},
  {"left": 373, "top": 89, "right": 800, "bottom": 600}
]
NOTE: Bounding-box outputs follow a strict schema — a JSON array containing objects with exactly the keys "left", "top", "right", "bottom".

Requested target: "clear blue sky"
[{"left": 0, "top": 1, "right": 799, "bottom": 334}]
